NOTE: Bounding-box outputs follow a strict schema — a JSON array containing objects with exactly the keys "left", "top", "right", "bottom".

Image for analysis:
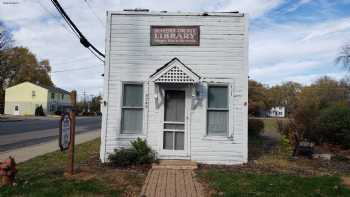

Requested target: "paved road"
[{"left": 0, "top": 116, "right": 101, "bottom": 152}]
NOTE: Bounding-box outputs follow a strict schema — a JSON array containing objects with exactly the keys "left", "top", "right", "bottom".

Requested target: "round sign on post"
[{"left": 59, "top": 113, "right": 71, "bottom": 151}]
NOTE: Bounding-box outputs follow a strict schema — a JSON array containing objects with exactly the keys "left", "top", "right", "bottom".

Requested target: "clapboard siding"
[{"left": 100, "top": 11, "right": 248, "bottom": 165}]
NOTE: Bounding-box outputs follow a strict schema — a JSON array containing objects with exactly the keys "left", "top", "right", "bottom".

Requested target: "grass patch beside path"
[
  {"left": 198, "top": 169, "right": 350, "bottom": 197},
  {"left": 0, "top": 138, "right": 147, "bottom": 197}
]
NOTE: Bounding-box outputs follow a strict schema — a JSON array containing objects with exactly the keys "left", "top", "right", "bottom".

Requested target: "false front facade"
[{"left": 101, "top": 10, "right": 249, "bottom": 164}]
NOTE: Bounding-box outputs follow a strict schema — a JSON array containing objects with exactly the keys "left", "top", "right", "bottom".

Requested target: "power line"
[
  {"left": 51, "top": 65, "right": 100, "bottom": 73},
  {"left": 82, "top": 0, "right": 105, "bottom": 27},
  {"left": 87, "top": 47, "right": 104, "bottom": 63},
  {"left": 35, "top": 0, "right": 76, "bottom": 38},
  {"left": 50, "top": 0, "right": 105, "bottom": 60},
  {"left": 50, "top": 0, "right": 80, "bottom": 39},
  {"left": 51, "top": 56, "right": 96, "bottom": 65}
]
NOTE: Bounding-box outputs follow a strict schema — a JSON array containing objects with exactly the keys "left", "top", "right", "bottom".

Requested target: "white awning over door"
[{"left": 150, "top": 58, "right": 201, "bottom": 84}]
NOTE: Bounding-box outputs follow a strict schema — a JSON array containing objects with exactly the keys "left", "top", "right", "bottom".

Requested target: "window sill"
[
  {"left": 201, "top": 135, "right": 234, "bottom": 141},
  {"left": 116, "top": 134, "right": 146, "bottom": 139}
]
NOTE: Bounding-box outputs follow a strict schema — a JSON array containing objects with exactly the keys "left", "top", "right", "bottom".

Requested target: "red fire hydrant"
[{"left": 0, "top": 156, "right": 17, "bottom": 187}]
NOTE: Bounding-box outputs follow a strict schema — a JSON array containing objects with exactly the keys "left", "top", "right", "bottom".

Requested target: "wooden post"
[{"left": 68, "top": 90, "right": 77, "bottom": 175}]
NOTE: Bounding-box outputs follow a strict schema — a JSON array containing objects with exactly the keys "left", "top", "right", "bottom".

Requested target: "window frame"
[
  {"left": 120, "top": 82, "right": 144, "bottom": 134},
  {"left": 206, "top": 85, "right": 229, "bottom": 136}
]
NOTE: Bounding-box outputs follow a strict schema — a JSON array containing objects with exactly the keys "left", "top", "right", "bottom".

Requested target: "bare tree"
[
  {"left": 336, "top": 44, "right": 350, "bottom": 71},
  {"left": 0, "top": 31, "right": 13, "bottom": 51}
]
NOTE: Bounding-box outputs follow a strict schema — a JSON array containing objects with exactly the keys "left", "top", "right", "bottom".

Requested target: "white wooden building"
[
  {"left": 268, "top": 106, "right": 286, "bottom": 118},
  {"left": 100, "top": 10, "right": 249, "bottom": 165}
]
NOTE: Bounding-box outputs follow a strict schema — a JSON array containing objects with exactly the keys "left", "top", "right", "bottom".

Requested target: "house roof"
[
  {"left": 150, "top": 57, "right": 201, "bottom": 83},
  {"left": 109, "top": 10, "right": 244, "bottom": 17},
  {"left": 38, "top": 84, "right": 70, "bottom": 94},
  {"left": 8, "top": 81, "right": 70, "bottom": 94}
]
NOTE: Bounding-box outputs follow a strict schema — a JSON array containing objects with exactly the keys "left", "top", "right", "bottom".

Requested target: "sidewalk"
[{"left": 0, "top": 130, "right": 100, "bottom": 163}]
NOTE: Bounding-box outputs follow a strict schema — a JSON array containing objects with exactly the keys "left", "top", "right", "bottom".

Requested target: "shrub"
[
  {"left": 318, "top": 104, "right": 350, "bottom": 148},
  {"left": 248, "top": 118, "right": 264, "bottom": 137},
  {"left": 108, "top": 138, "right": 155, "bottom": 167},
  {"left": 131, "top": 138, "right": 155, "bottom": 164},
  {"left": 108, "top": 148, "right": 138, "bottom": 167},
  {"left": 35, "top": 105, "right": 45, "bottom": 116}
]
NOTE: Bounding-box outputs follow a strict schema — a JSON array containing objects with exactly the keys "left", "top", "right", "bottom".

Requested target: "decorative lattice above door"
[{"left": 150, "top": 58, "right": 201, "bottom": 84}]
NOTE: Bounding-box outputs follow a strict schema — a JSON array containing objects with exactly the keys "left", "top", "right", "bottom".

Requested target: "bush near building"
[{"left": 108, "top": 138, "right": 155, "bottom": 167}]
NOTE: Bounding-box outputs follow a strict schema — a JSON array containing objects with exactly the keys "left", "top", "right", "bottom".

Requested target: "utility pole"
[
  {"left": 83, "top": 89, "right": 86, "bottom": 113},
  {"left": 68, "top": 90, "right": 76, "bottom": 175}
]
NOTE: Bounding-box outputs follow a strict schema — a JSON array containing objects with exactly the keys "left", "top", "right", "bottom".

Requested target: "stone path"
[{"left": 141, "top": 160, "right": 204, "bottom": 197}]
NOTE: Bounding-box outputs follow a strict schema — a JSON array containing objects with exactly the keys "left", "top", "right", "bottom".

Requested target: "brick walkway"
[{"left": 140, "top": 169, "right": 204, "bottom": 197}]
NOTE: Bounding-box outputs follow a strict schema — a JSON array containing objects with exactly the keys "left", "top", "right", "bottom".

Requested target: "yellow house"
[{"left": 4, "top": 82, "right": 71, "bottom": 116}]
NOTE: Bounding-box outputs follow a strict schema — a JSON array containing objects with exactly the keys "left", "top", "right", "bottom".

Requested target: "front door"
[
  {"left": 162, "top": 90, "right": 186, "bottom": 154},
  {"left": 14, "top": 105, "right": 20, "bottom": 116}
]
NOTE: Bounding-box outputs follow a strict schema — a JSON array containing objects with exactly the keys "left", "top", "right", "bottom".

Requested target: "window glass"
[
  {"left": 123, "top": 84, "right": 143, "bottom": 107},
  {"left": 207, "top": 111, "right": 228, "bottom": 135},
  {"left": 121, "top": 83, "right": 143, "bottom": 134},
  {"left": 208, "top": 86, "right": 228, "bottom": 108},
  {"left": 207, "top": 86, "right": 229, "bottom": 136},
  {"left": 121, "top": 109, "right": 143, "bottom": 133}
]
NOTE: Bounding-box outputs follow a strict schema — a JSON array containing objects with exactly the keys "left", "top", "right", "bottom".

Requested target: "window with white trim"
[
  {"left": 121, "top": 83, "right": 143, "bottom": 134},
  {"left": 207, "top": 86, "right": 228, "bottom": 136}
]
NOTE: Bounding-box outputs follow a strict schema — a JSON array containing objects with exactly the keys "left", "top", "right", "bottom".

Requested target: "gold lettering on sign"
[{"left": 150, "top": 26, "right": 200, "bottom": 46}]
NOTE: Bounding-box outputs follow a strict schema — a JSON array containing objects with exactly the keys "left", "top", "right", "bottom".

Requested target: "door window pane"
[
  {"left": 123, "top": 84, "right": 143, "bottom": 107},
  {"left": 163, "top": 131, "right": 174, "bottom": 149},
  {"left": 164, "top": 91, "right": 185, "bottom": 122},
  {"left": 175, "top": 132, "right": 184, "bottom": 150}
]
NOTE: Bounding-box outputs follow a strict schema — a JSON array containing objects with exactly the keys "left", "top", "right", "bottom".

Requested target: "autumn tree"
[
  {"left": 293, "top": 76, "right": 349, "bottom": 143},
  {"left": 248, "top": 80, "right": 271, "bottom": 116},
  {"left": 0, "top": 46, "right": 53, "bottom": 113},
  {"left": 268, "top": 81, "right": 302, "bottom": 116},
  {"left": 90, "top": 95, "right": 102, "bottom": 113}
]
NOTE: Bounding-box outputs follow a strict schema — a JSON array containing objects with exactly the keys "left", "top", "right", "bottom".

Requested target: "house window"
[
  {"left": 61, "top": 94, "right": 64, "bottom": 100},
  {"left": 32, "top": 91, "right": 36, "bottom": 97},
  {"left": 50, "top": 104, "right": 56, "bottom": 112},
  {"left": 207, "top": 86, "right": 228, "bottom": 136},
  {"left": 51, "top": 93, "right": 55, "bottom": 99},
  {"left": 121, "top": 83, "right": 143, "bottom": 134}
]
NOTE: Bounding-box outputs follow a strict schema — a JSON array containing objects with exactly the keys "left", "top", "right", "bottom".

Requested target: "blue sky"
[{"left": 0, "top": 0, "right": 350, "bottom": 94}]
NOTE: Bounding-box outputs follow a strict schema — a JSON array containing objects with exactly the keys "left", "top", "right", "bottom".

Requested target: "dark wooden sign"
[{"left": 150, "top": 26, "right": 200, "bottom": 46}]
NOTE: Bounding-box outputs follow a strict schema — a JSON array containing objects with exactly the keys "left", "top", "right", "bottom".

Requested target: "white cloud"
[
  {"left": 302, "top": 17, "right": 350, "bottom": 41},
  {"left": 1, "top": 0, "right": 350, "bottom": 94},
  {"left": 281, "top": 72, "right": 346, "bottom": 85},
  {"left": 287, "top": 0, "right": 313, "bottom": 12},
  {"left": 222, "top": 0, "right": 283, "bottom": 18},
  {"left": 0, "top": 0, "right": 284, "bottom": 95},
  {"left": 249, "top": 16, "right": 350, "bottom": 84},
  {"left": 251, "top": 61, "right": 319, "bottom": 79}
]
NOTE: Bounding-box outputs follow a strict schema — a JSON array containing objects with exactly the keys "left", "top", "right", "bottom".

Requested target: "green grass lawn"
[
  {"left": 262, "top": 118, "right": 278, "bottom": 133},
  {"left": 0, "top": 138, "right": 146, "bottom": 197},
  {"left": 198, "top": 169, "right": 350, "bottom": 197}
]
